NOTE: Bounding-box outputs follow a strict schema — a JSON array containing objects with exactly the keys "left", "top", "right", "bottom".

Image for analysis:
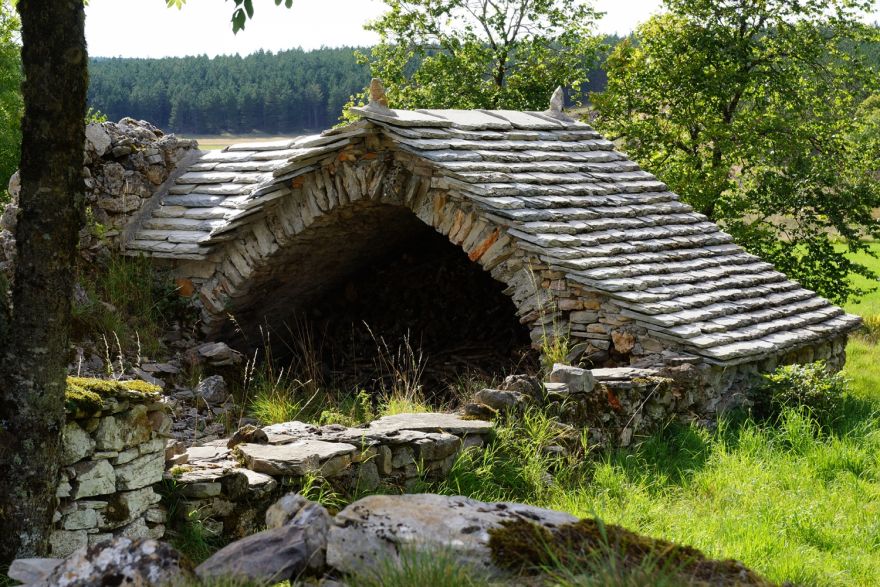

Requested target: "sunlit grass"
[{"left": 840, "top": 242, "right": 880, "bottom": 317}]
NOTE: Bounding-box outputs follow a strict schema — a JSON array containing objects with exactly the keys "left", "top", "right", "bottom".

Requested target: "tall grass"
[
  {"left": 72, "top": 254, "right": 190, "bottom": 358},
  {"left": 243, "top": 323, "right": 434, "bottom": 427}
]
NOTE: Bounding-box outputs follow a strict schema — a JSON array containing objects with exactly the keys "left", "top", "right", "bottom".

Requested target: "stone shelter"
[{"left": 87, "top": 85, "right": 860, "bottom": 412}]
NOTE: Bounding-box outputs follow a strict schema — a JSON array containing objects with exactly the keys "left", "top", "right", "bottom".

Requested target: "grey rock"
[
  {"left": 6, "top": 170, "right": 19, "bottom": 201},
  {"left": 93, "top": 404, "right": 152, "bottom": 451},
  {"left": 49, "top": 530, "right": 88, "bottom": 558},
  {"left": 7, "top": 558, "right": 63, "bottom": 584},
  {"left": 548, "top": 363, "right": 596, "bottom": 393},
  {"left": 473, "top": 389, "right": 528, "bottom": 412},
  {"left": 44, "top": 537, "right": 189, "bottom": 586},
  {"left": 499, "top": 374, "right": 544, "bottom": 401},
  {"left": 367, "top": 412, "right": 493, "bottom": 436},
  {"left": 62, "top": 508, "right": 98, "bottom": 531},
  {"left": 0, "top": 203, "right": 17, "bottom": 234},
  {"left": 265, "top": 492, "right": 308, "bottom": 529},
  {"left": 190, "top": 341, "right": 243, "bottom": 366},
  {"left": 181, "top": 482, "right": 222, "bottom": 499},
  {"left": 61, "top": 422, "right": 95, "bottom": 466},
  {"left": 103, "top": 487, "right": 162, "bottom": 530},
  {"left": 85, "top": 123, "right": 112, "bottom": 156},
  {"left": 196, "top": 374, "right": 228, "bottom": 404},
  {"left": 227, "top": 423, "right": 268, "bottom": 448},
  {"left": 197, "top": 500, "right": 330, "bottom": 582},
  {"left": 72, "top": 459, "right": 115, "bottom": 499},
  {"left": 235, "top": 440, "right": 356, "bottom": 476},
  {"left": 115, "top": 451, "right": 164, "bottom": 490},
  {"left": 326, "top": 494, "right": 577, "bottom": 577}
]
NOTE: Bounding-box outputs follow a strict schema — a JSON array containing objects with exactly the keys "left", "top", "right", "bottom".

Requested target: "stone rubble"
[
  {"left": 38, "top": 538, "right": 190, "bottom": 587},
  {"left": 164, "top": 412, "right": 492, "bottom": 541}
]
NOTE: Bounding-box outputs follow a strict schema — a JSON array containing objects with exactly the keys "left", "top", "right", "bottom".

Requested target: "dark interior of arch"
[{"left": 223, "top": 201, "right": 536, "bottom": 399}]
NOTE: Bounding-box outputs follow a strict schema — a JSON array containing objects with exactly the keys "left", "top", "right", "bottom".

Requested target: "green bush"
[{"left": 751, "top": 361, "right": 847, "bottom": 428}]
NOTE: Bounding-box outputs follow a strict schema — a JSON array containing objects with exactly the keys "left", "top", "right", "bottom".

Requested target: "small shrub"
[
  {"left": 858, "top": 314, "right": 880, "bottom": 344},
  {"left": 249, "top": 386, "right": 310, "bottom": 425},
  {"left": 751, "top": 361, "right": 847, "bottom": 428}
]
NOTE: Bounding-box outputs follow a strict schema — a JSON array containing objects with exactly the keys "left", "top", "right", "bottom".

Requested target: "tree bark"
[{"left": 0, "top": 0, "right": 87, "bottom": 565}]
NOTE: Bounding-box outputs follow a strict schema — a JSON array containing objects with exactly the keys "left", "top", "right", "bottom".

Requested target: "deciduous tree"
[
  {"left": 592, "top": 0, "right": 880, "bottom": 303},
  {"left": 353, "top": 0, "right": 602, "bottom": 111}
]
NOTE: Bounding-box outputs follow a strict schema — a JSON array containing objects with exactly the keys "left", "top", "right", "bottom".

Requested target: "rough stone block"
[
  {"left": 548, "top": 364, "right": 596, "bottom": 393},
  {"left": 50, "top": 530, "right": 88, "bottom": 558},
  {"left": 61, "top": 422, "right": 95, "bottom": 466},
  {"left": 115, "top": 451, "right": 164, "bottom": 490},
  {"left": 63, "top": 508, "right": 98, "bottom": 531},
  {"left": 72, "top": 459, "right": 116, "bottom": 499}
]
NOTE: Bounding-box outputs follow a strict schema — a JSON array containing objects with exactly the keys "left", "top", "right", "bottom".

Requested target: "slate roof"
[{"left": 125, "top": 105, "right": 861, "bottom": 364}]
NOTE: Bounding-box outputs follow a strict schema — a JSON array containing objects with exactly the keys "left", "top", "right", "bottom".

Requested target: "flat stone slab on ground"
[
  {"left": 365, "top": 413, "right": 493, "bottom": 436},
  {"left": 326, "top": 493, "right": 576, "bottom": 578},
  {"left": 235, "top": 440, "right": 357, "bottom": 476},
  {"left": 260, "top": 413, "right": 492, "bottom": 447}
]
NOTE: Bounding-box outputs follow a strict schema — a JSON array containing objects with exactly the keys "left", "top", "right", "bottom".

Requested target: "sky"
[
  {"left": 85, "top": 0, "right": 669, "bottom": 58},
  {"left": 85, "top": 0, "right": 880, "bottom": 59}
]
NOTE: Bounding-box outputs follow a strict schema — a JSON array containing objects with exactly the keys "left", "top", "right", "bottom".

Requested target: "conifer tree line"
[{"left": 87, "top": 48, "right": 370, "bottom": 134}]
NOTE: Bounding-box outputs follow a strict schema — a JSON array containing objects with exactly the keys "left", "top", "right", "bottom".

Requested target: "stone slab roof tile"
[
  {"left": 479, "top": 109, "right": 565, "bottom": 130},
  {"left": 416, "top": 108, "right": 514, "bottom": 130}
]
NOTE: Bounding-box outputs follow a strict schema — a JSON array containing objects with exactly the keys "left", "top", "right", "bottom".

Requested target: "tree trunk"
[{"left": 0, "top": 0, "right": 87, "bottom": 565}]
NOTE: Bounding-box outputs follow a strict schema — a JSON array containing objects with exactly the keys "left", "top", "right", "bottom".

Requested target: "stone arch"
[{"left": 191, "top": 143, "right": 554, "bottom": 354}]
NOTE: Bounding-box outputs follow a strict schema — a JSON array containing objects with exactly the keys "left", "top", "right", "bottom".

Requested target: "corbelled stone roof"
[{"left": 124, "top": 103, "right": 861, "bottom": 364}]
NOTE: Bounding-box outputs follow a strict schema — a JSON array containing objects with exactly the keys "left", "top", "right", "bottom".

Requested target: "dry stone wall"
[
  {"left": 52, "top": 382, "right": 172, "bottom": 557},
  {"left": 0, "top": 118, "right": 198, "bottom": 282},
  {"left": 165, "top": 413, "right": 492, "bottom": 540}
]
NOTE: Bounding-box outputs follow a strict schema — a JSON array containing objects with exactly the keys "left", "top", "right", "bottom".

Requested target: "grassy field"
[{"left": 839, "top": 242, "right": 880, "bottom": 317}]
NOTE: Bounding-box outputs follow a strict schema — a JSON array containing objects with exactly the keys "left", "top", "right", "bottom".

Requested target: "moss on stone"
[
  {"left": 64, "top": 381, "right": 104, "bottom": 415},
  {"left": 488, "top": 518, "right": 775, "bottom": 586},
  {"left": 65, "top": 376, "right": 161, "bottom": 416}
]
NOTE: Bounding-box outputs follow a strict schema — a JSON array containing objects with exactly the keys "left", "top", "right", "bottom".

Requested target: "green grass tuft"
[{"left": 346, "top": 545, "right": 492, "bottom": 587}]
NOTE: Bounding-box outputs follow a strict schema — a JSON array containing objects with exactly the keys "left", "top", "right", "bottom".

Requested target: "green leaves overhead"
[
  {"left": 592, "top": 0, "right": 880, "bottom": 303},
  {"left": 166, "top": 0, "right": 294, "bottom": 33},
  {"left": 352, "top": 0, "right": 603, "bottom": 112}
]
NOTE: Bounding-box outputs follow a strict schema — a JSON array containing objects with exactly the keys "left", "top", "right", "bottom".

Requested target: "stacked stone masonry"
[
  {"left": 0, "top": 118, "right": 198, "bottom": 282},
  {"left": 52, "top": 387, "right": 172, "bottom": 557},
  {"left": 166, "top": 413, "right": 491, "bottom": 540},
  {"left": 120, "top": 103, "right": 860, "bottom": 377}
]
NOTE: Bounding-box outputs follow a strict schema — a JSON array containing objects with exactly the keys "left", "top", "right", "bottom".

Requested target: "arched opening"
[{"left": 222, "top": 201, "right": 536, "bottom": 400}]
